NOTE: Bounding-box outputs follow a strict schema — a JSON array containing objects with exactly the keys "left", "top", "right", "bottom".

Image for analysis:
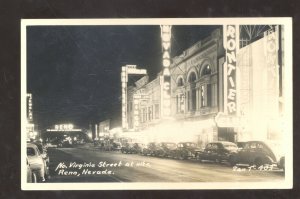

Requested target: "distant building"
[{"left": 127, "top": 75, "right": 162, "bottom": 130}]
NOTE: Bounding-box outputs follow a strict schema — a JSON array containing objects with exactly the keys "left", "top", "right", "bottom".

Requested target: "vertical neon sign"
[
  {"left": 223, "top": 25, "right": 239, "bottom": 116},
  {"left": 160, "top": 25, "right": 172, "bottom": 117}
]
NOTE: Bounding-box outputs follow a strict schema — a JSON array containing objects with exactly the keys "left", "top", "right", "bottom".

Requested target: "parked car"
[
  {"left": 121, "top": 142, "right": 143, "bottom": 154},
  {"left": 112, "top": 142, "right": 122, "bottom": 151},
  {"left": 174, "top": 142, "right": 201, "bottom": 160},
  {"left": 33, "top": 142, "right": 49, "bottom": 165},
  {"left": 131, "top": 143, "right": 144, "bottom": 154},
  {"left": 197, "top": 141, "right": 238, "bottom": 163},
  {"left": 121, "top": 142, "right": 133, "bottom": 154},
  {"left": 154, "top": 142, "right": 177, "bottom": 157},
  {"left": 278, "top": 156, "right": 285, "bottom": 171},
  {"left": 236, "top": 141, "right": 247, "bottom": 150},
  {"left": 142, "top": 142, "right": 159, "bottom": 156},
  {"left": 27, "top": 157, "right": 37, "bottom": 183},
  {"left": 229, "top": 141, "right": 285, "bottom": 169},
  {"left": 27, "top": 143, "right": 49, "bottom": 182}
]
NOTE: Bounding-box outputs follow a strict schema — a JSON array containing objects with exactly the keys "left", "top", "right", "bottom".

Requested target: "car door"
[
  {"left": 203, "top": 143, "right": 212, "bottom": 160},
  {"left": 245, "top": 142, "right": 258, "bottom": 164},
  {"left": 210, "top": 143, "right": 219, "bottom": 161},
  {"left": 237, "top": 142, "right": 251, "bottom": 163}
]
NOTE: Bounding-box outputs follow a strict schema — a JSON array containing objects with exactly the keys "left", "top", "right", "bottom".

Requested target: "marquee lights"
[
  {"left": 46, "top": 123, "right": 82, "bottom": 132},
  {"left": 160, "top": 25, "right": 172, "bottom": 116}
]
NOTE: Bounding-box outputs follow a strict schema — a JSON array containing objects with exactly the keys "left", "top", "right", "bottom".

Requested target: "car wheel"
[
  {"left": 198, "top": 157, "right": 203, "bottom": 163},
  {"left": 229, "top": 156, "right": 236, "bottom": 166},
  {"left": 254, "top": 158, "right": 263, "bottom": 168}
]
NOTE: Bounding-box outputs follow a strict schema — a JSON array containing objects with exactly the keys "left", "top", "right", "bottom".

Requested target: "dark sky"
[{"left": 27, "top": 25, "right": 220, "bottom": 130}]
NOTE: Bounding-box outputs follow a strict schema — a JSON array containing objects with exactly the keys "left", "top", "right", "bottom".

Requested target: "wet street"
[{"left": 46, "top": 146, "right": 285, "bottom": 183}]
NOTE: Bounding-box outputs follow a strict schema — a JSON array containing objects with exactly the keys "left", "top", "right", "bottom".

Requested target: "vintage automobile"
[
  {"left": 141, "top": 142, "right": 159, "bottom": 156},
  {"left": 121, "top": 142, "right": 133, "bottom": 154},
  {"left": 27, "top": 157, "right": 37, "bottom": 183},
  {"left": 121, "top": 142, "right": 144, "bottom": 154},
  {"left": 173, "top": 142, "right": 201, "bottom": 160},
  {"left": 27, "top": 143, "right": 49, "bottom": 182},
  {"left": 33, "top": 142, "right": 49, "bottom": 165},
  {"left": 229, "top": 141, "right": 285, "bottom": 169},
  {"left": 197, "top": 141, "right": 238, "bottom": 163},
  {"left": 154, "top": 142, "right": 177, "bottom": 157},
  {"left": 112, "top": 142, "right": 122, "bottom": 151}
]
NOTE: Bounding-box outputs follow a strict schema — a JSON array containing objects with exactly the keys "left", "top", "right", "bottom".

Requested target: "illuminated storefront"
[{"left": 237, "top": 26, "right": 283, "bottom": 141}]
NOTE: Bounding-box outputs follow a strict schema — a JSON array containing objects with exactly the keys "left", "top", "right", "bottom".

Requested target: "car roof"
[
  {"left": 209, "top": 141, "right": 236, "bottom": 145},
  {"left": 27, "top": 143, "right": 38, "bottom": 148}
]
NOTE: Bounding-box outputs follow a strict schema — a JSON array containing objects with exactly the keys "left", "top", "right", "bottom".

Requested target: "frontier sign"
[{"left": 223, "top": 25, "right": 239, "bottom": 116}]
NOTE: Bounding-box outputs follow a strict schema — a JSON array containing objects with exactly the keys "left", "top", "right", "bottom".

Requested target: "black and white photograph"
[{"left": 21, "top": 18, "right": 293, "bottom": 190}]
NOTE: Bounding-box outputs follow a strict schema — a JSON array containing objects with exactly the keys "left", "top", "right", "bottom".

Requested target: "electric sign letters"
[
  {"left": 224, "top": 25, "right": 238, "bottom": 115},
  {"left": 161, "top": 25, "right": 172, "bottom": 116}
]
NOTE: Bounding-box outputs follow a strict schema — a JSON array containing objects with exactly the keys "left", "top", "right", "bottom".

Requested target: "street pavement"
[{"left": 46, "top": 145, "right": 284, "bottom": 183}]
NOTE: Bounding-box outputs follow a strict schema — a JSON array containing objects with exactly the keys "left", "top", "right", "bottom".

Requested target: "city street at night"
[
  {"left": 22, "top": 19, "right": 292, "bottom": 189},
  {"left": 46, "top": 146, "right": 284, "bottom": 183}
]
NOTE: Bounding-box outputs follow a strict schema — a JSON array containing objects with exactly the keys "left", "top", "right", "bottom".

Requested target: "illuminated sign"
[
  {"left": 27, "top": 93, "right": 33, "bottom": 121},
  {"left": 47, "top": 123, "right": 81, "bottom": 132},
  {"left": 223, "top": 25, "right": 238, "bottom": 115},
  {"left": 160, "top": 25, "right": 172, "bottom": 116},
  {"left": 121, "top": 65, "right": 147, "bottom": 129}
]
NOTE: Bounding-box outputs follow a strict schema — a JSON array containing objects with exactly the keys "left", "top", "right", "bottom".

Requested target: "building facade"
[{"left": 124, "top": 26, "right": 284, "bottom": 147}]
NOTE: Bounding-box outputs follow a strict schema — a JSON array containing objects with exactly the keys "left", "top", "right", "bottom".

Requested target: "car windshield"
[
  {"left": 223, "top": 143, "right": 238, "bottom": 150},
  {"left": 27, "top": 147, "right": 36, "bottom": 156},
  {"left": 185, "top": 143, "right": 196, "bottom": 147},
  {"left": 166, "top": 143, "right": 176, "bottom": 147}
]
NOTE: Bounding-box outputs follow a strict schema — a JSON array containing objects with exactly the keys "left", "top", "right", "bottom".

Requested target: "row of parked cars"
[
  {"left": 27, "top": 142, "right": 50, "bottom": 183},
  {"left": 120, "top": 140, "right": 285, "bottom": 170}
]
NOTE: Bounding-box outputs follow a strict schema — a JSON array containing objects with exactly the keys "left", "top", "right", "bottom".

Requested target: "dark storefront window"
[
  {"left": 207, "top": 84, "right": 212, "bottom": 107},
  {"left": 188, "top": 72, "right": 197, "bottom": 111}
]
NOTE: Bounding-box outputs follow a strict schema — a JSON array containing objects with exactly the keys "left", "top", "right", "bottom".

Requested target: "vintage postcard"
[{"left": 21, "top": 18, "right": 293, "bottom": 190}]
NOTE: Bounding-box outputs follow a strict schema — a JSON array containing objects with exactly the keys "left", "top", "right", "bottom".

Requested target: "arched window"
[
  {"left": 177, "top": 77, "right": 184, "bottom": 87},
  {"left": 199, "top": 64, "right": 217, "bottom": 108},
  {"left": 188, "top": 71, "right": 197, "bottom": 111},
  {"left": 188, "top": 72, "right": 197, "bottom": 83},
  {"left": 201, "top": 65, "right": 211, "bottom": 77}
]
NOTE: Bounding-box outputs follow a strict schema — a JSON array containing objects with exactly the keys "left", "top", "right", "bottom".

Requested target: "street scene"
[
  {"left": 22, "top": 19, "right": 291, "bottom": 189},
  {"left": 45, "top": 146, "right": 284, "bottom": 183}
]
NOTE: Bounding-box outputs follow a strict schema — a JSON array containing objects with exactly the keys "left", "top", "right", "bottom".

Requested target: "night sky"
[{"left": 27, "top": 25, "right": 220, "bottom": 131}]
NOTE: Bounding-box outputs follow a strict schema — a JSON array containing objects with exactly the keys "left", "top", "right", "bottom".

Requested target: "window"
[
  {"left": 201, "top": 85, "right": 205, "bottom": 107},
  {"left": 177, "top": 78, "right": 184, "bottom": 87},
  {"left": 188, "top": 72, "right": 197, "bottom": 111},
  {"left": 155, "top": 104, "right": 159, "bottom": 119},
  {"left": 148, "top": 107, "right": 152, "bottom": 121},
  {"left": 27, "top": 147, "right": 36, "bottom": 156},
  {"left": 207, "top": 84, "right": 212, "bottom": 107},
  {"left": 201, "top": 64, "right": 211, "bottom": 76}
]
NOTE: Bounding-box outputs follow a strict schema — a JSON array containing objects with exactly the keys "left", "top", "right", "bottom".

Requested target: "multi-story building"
[
  {"left": 125, "top": 26, "right": 284, "bottom": 147},
  {"left": 127, "top": 75, "right": 162, "bottom": 131},
  {"left": 169, "top": 28, "right": 225, "bottom": 147}
]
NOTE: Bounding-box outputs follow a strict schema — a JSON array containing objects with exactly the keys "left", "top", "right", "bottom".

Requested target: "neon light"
[{"left": 223, "top": 25, "right": 238, "bottom": 115}]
